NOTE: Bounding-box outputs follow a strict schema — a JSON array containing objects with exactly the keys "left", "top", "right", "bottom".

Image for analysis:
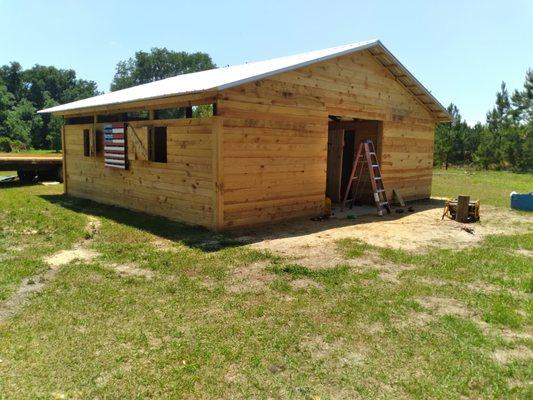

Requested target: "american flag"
[{"left": 104, "top": 123, "right": 128, "bottom": 169}]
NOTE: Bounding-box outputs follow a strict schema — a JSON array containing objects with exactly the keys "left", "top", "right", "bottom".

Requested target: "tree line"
[
  {"left": 0, "top": 48, "right": 530, "bottom": 171},
  {"left": 435, "top": 70, "right": 532, "bottom": 171},
  {"left": 0, "top": 48, "right": 214, "bottom": 152}
]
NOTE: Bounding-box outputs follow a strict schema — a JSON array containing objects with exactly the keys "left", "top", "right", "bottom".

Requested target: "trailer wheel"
[
  {"left": 37, "top": 170, "right": 56, "bottom": 182},
  {"left": 17, "top": 170, "right": 37, "bottom": 184}
]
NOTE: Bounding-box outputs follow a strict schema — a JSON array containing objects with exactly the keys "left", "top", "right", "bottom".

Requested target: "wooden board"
[{"left": 326, "top": 128, "right": 344, "bottom": 203}]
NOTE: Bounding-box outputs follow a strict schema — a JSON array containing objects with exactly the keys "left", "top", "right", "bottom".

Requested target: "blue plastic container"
[{"left": 510, "top": 192, "right": 533, "bottom": 211}]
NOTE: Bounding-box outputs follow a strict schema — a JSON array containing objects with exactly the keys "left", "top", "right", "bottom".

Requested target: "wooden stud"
[
  {"left": 392, "top": 189, "right": 405, "bottom": 206},
  {"left": 212, "top": 116, "right": 224, "bottom": 229},
  {"left": 61, "top": 125, "right": 67, "bottom": 193}
]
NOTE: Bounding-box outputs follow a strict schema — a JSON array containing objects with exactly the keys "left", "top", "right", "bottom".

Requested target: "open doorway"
[{"left": 326, "top": 118, "right": 382, "bottom": 205}]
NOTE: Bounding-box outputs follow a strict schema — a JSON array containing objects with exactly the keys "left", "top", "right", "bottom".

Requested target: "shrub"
[{"left": 0, "top": 136, "right": 13, "bottom": 152}]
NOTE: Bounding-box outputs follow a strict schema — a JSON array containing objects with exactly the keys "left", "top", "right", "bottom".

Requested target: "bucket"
[{"left": 510, "top": 192, "right": 533, "bottom": 211}]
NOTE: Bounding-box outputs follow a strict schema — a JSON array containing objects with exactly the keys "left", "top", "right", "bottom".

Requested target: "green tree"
[
  {"left": 110, "top": 48, "right": 215, "bottom": 91},
  {"left": 474, "top": 128, "right": 497, "bottom": 170},
  {"left": 0, "top": 63, "right": 99, "bottom": 150},
  {"left": 485, "top": 82, "right": 513, "bottom": 167},
  {"left": 0, "top": 83, "right": 14, "bottom": 137},
  {"left": 511, "top": 69, "right": 533, "bottom": 123},
  {"left": 43, "top": 92, "right": 63, "bottom": 152},
  {"left": 21, "top": 65, "right": 99, "bottom": 148},
  {"left": 4, "top": 99, "right": 42, "bottom": 147},
  {"left": 434, "top": 103, "right": 470, "bottom": 168},
  {"left": 0, "top": 62, "right": 24, "bottom": 101}
]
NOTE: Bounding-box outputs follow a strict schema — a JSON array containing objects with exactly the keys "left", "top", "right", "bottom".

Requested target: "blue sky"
[{"left": 1, "top": 0, "right": 531, "bottom": 124}]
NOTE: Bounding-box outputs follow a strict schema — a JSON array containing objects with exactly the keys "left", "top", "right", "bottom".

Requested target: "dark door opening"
[{"left": 326, "top": 118, "right": 382, "bottom": 205}]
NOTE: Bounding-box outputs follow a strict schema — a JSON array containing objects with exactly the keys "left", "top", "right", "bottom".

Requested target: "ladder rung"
[
  {"left": 369, "top": 152, "right": 376, "bottom": 155},
  {"left": 372, "top": 164, "right": 379, "bottom": 167},
  {"left": 377, "top": 189, "right": 385, "bottom": 193},
  {"left": 379, "top": 202, "right": 389, "bottom": 206},
  {"left": 374, "top": 177, "right": 382, "bottom": 180}
]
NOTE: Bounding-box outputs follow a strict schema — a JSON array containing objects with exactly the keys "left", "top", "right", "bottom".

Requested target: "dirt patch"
[
  {"left": 300, "top": 335, "right": 365, "bottom": 365},
  {"left": 345, "top": 254, "right": 414, "bottom": 283},
  {"left": 289, "top": 278, "right": 322, "bottom": 290},
  {"left": 492, "top": 345, "right": 533, "bottom": 364},
  {"left": 151, "top": 238, "right": 180, "bottom": 252},
  {"left": 363, "top": 322, "right": 385, "bottom": 334},
  {"left": 417, "top": 277, "right": 450, "bottom": 287},
  {"left": 0, "top": 273, "right": 54, "bottom": 321},
  {"left": 44, "top": 246, "right": 98, "bottom": 268},
  {"left": 416, "top": 296, "right": 472, "bottom": 318},
  {"left": 515, "top": 249, "right": 533, "bottom": 258},
  {"left": 463, "top": 281, "right": 530, "bottom": 300},
  {"left": 225, "top": 363, "right": 246, "bottom": 384},
  {"left": 110, "top": 263, "right": 155, "bottom": 279},
  {"left": 244, "top": 200, "right": 533, "bottom": 263},
  {"left": 226, "top": 261, "right": 274, "bottom": 294},
  {"left": 300, "top": 335, "right": 344, "bottom": 360},
  {"left": 396, "top": 310, "right": 436, "bottom": 328},
  {"left": 85, "top": 216, "right": 101, "bottom": 238}
]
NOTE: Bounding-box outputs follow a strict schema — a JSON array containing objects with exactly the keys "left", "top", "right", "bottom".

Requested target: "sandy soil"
[{"left": 238, "top": 199, "right": 532, "bottom": 268}]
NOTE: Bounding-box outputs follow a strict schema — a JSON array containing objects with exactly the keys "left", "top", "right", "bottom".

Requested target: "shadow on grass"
[
  {"left": 39, "top": 194, "right": 242, "bottom": 253},
  {"left": 39, "top": 192, "right": 447, "bottom": 252}
]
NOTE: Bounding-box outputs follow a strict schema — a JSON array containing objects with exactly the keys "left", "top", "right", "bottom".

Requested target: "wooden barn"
[{"left": 39, "top": 40, "right": 451, "bottom": 230}]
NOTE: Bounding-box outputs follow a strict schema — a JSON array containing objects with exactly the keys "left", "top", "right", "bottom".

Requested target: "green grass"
[
  {"left": 432, "top": 167, "right": 533, "bottom": 207},
  {"left": 0, "top": 149, "right": 61, "bottom": 156},
  {"left": 0, "top": 170, "right": 531, "bottom": 399},
  {"left": 0, "top": 170, "right": 16, "bottom": 177}
]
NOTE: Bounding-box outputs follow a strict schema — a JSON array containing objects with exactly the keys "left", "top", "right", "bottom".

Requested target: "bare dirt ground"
[{"left": 240, "top": 199, "right": 532, "bottom": 268}]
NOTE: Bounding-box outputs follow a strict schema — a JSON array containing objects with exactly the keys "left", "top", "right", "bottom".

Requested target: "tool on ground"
[
  {"left": 442, "top": 197, "right": 480, "bottom": 222},
  {"left": 392, "top": 189, "right": 405, "bottom": 207},
  {"left": 341, "top": 139, "right": 390, "bottom": 216}
]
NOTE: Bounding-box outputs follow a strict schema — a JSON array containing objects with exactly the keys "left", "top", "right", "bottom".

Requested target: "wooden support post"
[
  {"left": 212, "top": 116, "right": 224, "bottom": 230},
  {"left": 61, "top": 125, "right": 67, "bottom": 192},
  {"left": 456, "top": 195, "right": 470, "bottom": 223},
  {"left": 185, "top": 106, "right": 193, "bottom": 118},
  {"left": 91, "top": 115, "right": 97, "bottom": 156}
]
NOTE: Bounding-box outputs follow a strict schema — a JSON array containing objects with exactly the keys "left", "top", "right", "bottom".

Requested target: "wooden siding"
[
  {"left": 63, "top": 118, "right": 215, "bottom": 228},
  {"left": 217, "top": 50, "right": 436, "bottom": 228}
]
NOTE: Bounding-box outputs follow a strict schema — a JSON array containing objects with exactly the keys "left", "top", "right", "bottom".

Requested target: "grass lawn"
[
  {"left": 0, "top": 171, "right": 16, "bottom": 177},
  {"left": 432, "top": 167, "right": 533, "bottom": 207},
  {"left": 0, "top": 169, "right": 531, "bottom": 399}
]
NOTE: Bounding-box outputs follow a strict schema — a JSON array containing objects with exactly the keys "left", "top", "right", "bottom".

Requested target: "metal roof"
[{"left": 39, "top": 40, "right": 451, "bottom": 121}]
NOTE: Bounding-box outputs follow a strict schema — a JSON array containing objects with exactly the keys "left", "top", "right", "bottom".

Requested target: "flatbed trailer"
[{"left": 0, "top": 154, "right": 63, "bottom": 183}]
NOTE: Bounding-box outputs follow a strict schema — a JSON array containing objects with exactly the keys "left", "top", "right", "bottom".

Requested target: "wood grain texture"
[
  {"left": 64, "top": 118, "right": 214, "bottom": 227},
  {"left": 216, "top": 50, "right": 436, "bottom": 228}
]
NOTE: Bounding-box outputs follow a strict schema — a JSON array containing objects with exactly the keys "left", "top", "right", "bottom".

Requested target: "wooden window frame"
[
  {"left": 148, "top": 126, "right": 167, "bottom": 163},
  {"left": 83, "top": 129, "right": 91, "bottom": 157}
]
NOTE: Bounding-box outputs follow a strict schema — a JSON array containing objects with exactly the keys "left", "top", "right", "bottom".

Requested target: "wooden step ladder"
[{"left": 341, "top": 139, "right": 391, "bottom": 216}]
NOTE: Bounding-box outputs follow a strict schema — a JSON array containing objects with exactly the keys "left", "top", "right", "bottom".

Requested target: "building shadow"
[
  {"left": 40, "top": 192, "right": 446, "bottom": 253},
  {"left": 39, "top": 194, "right": 237, "bottom": 253}
]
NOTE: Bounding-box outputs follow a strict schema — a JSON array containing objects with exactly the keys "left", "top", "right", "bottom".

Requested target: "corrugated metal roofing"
[{"left": 39, "top": 40, "right": 451, "bottom": 121}]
